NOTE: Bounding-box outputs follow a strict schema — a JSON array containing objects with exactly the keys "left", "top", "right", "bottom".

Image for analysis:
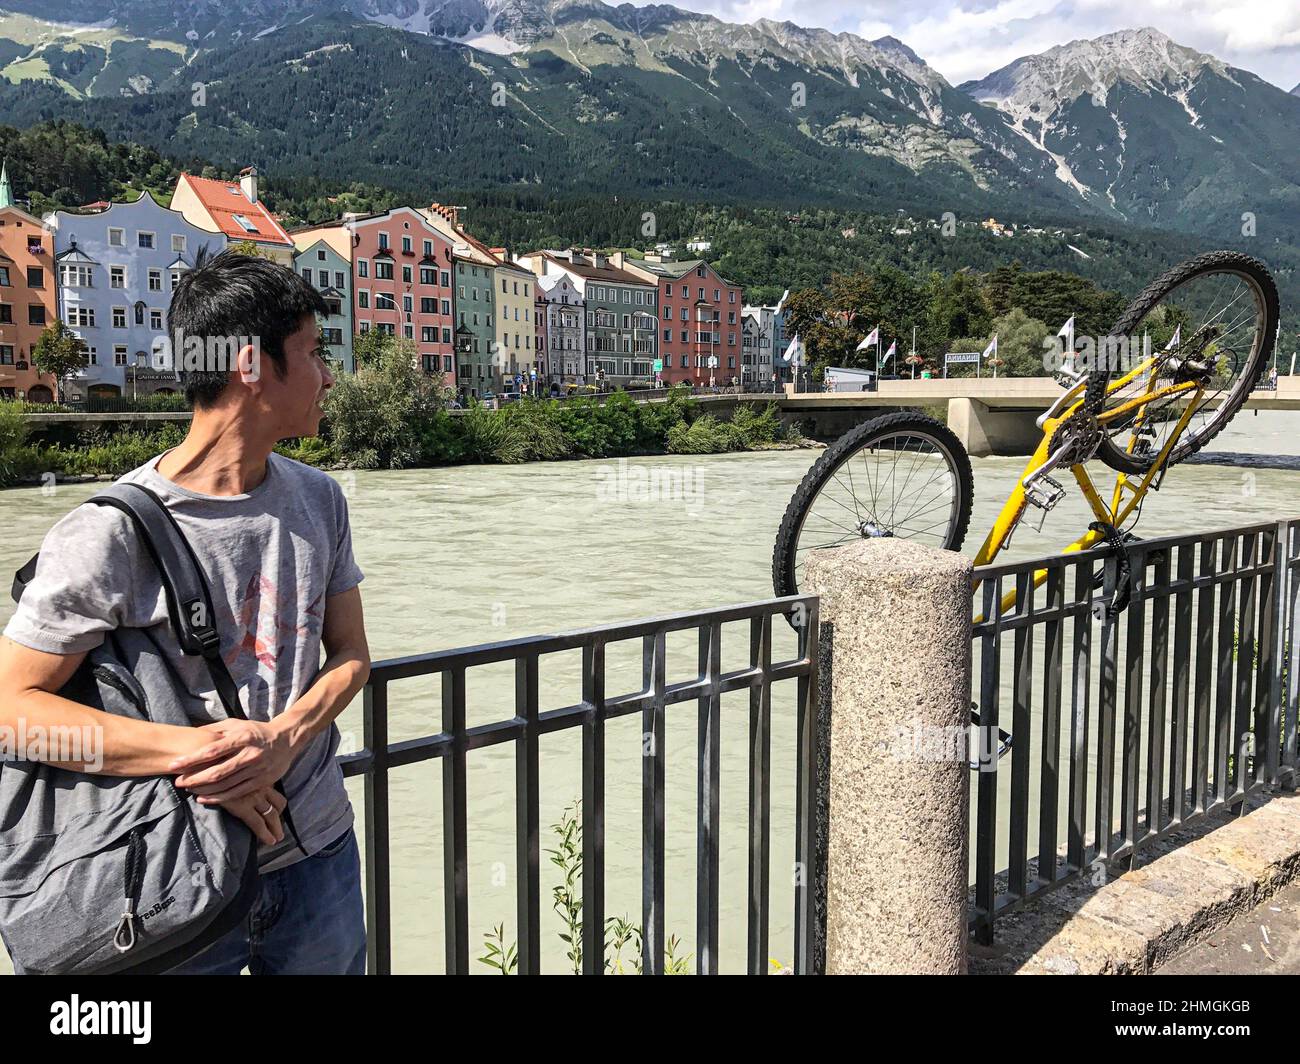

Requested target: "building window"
[
  {"left": 170, "top": 271, "right": 182, "bottom": 290},
  {"left": 114, "top": 346, "right": 128, "bottom": 366},
  {"left": 68, "top": 306, "right": 94, "bottom": 327},
  {"left": 357, "top": 260, "right": 369, "bottom": 278},
  {"left": 402, "top": 236, "right": 412, "bottom": 254},
  {"left": 58, "top": 265, "right": 90, "bottom": 288},
  {"left": 335, "top": 271, "right": 346, "bottom": 289},
  {"left": 110, "top": 266, "right": 125, "bottom": 288},
  {"left": 172, "top": 234, "right": 187, "bottom": 253},
  {"left": 375, "top": 261, "right": 393, "bottom": 281},
  {"left": 112, "top": 307, "right": 126, "bottom": 328},
  {"left": 28, "top": 305, "right": 46, "bottom": 326},
  {"left": 138, "top": 232, "right": 155, "bottom": 249},
  {"left": 423, "top": 240, "right": 432, "bottom": 257},
  {"left": 378, "top": 232, "right": 389, "bottom": 250},
  {"left": 148, "top": 269, "right": 162, "bottom": 292},
  {"left": 0, "top": 305, "right": 10, "bottom": 324},
  {"left": 0, "top": 345, "right": 11, "bottom": 365},
  {"left": 375, "top": 293, "right": 395, "bottom": 311},
  {"left": 27, "top": 266, "right": 44, "bottom": 288},
  {"left": 402, "top": 266, "right": 412, "bottom": 284},
  {"left": 109, "top": 228, "right": 125, "bottom": 247},
  {"left": 150, "top": 309, "right": 163, "bottom": 330},
  {"left": 358, "top": 291, "right": 370, "bottom": 309}
]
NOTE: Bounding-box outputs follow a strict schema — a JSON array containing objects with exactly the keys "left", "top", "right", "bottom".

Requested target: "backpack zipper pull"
[
  {"left": 113, "top": 905, "right": 138, "bottom": 953},
  {"left": 113, "top": 829, "right": 145, "bottom": 953}
]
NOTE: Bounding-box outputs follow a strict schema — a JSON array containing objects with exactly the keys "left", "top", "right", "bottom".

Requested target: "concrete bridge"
[
  {"left": 21, "top": 377, "right": 1300, "bottom": 457},
  {"left": 690, "top": 377, "right": 1300, "bottom": 455}
]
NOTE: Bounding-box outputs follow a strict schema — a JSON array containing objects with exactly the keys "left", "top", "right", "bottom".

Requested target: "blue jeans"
[{"left": 165, "top": 828, "right": 366, "bottom": 975}]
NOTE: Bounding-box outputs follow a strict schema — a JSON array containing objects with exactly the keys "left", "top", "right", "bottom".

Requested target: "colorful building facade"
[
  {"left": 622, "top": 255, "right": 742, "bottom": 387},
  {"left": 48, "top": 190, "right": 224, "bottom": 398},
  {"left": 0, "top": 170, "right": 57, "bottom": 401},
  {"left": 293, "top": 234, "right": 355, "bottom": 374}
]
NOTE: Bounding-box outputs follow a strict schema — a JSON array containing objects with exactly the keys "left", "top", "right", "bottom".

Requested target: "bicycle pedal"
[{"left": 1023, "top": 473, "right": 1065, "bottom": 513}]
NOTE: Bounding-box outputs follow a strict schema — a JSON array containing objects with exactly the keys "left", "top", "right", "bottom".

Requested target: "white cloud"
[{"left": 623, "top": 0, "right": 1300, "bottom": 88}]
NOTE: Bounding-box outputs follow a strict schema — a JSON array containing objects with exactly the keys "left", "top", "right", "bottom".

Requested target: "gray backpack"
[{"left": 0, "top": 482, "right": 292, "bottom": 974}]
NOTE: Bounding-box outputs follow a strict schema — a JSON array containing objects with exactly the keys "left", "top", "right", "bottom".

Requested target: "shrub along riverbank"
[{"left": 0, "top": 372, "right": 801, "bottom": 488}]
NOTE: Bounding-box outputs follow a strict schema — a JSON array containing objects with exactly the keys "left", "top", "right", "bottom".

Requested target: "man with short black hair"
[{"left": 0, "top": 248, "right": 371, "bottom": 974}]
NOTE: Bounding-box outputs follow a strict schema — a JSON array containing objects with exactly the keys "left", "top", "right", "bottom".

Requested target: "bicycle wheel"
[
  {"left": 772, "top": 411, "right": 973, "bottom": 597},
  {"left": 1086, "top": 251, "right": 1279, "bottom": 475}
]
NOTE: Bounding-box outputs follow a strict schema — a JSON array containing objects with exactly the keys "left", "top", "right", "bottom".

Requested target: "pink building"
[{"left": 344, "top": 207, "right": 456, "bottom": 377}]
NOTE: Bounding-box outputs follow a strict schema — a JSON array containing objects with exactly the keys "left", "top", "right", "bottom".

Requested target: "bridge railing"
[
  {"left": 340, "top": 595, "right": 821, "bottom": 975},
  {"left": 970, "top": 518, "right": 1300, "bottom": 943}
]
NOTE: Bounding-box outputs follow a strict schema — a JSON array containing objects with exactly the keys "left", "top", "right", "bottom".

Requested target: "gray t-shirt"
[{"left": 3, "top": 451, "right": 364, "bottom": 872}]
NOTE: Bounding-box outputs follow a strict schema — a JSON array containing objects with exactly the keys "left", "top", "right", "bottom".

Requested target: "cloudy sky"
[{"left": 634, "top": 0, "right": 1300, "bottom": 89}]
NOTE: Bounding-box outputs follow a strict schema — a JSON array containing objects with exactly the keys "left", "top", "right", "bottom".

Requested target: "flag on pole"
[
  {"left": 1057, "top": 316, "right": 1075, "bottom": 341},
  {"left": 1164, "top": 324, "right": 1182, "bottom": 351},
  {"left": 857, "top": 326, "right": 879, "bottom": 352},
  {"left": 784, "top": 334, "right": 803, "bottom": 367},
  {"left": 881, "top": 340, "right": 897, "bottom": 367},
  {"left": 982, "top": 334, "right": 998, "bottom": 360},
  {"left": 774, "top": 289, "right": 790, "bottom": 315}
]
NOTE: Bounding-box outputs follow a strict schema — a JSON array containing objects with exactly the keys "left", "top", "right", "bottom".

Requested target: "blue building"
[
  {"left": 48, "top": 191, "right": 224, "bottom": 399},
  {"left": 293, "top": 235, "right": 354, "bottom": 374}
]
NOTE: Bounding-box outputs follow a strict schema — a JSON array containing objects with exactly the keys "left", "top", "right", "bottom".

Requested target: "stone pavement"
[{"left": 1156, "top": 876, "right": 1300, "bottom": 974}]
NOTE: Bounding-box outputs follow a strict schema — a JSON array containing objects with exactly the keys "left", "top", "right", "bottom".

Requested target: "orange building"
[{"left": 0, "top": 166, "right": 57, "bottom": 401}]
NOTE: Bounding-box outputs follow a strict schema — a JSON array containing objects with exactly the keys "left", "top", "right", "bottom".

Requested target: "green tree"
[
  {"left": 985, "top": 308, "right": 1054, "bottom": 377},
  {"left": 31, "top": 319, "right": 87, "bottom": 402},
  {"left": 323, "top": 334, "right": 447, "bottom": 468}
]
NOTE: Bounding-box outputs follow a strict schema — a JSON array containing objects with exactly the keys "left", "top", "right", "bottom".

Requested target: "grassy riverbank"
[{"left": 0, "top": 385, "right": 804, "bottom": 488}]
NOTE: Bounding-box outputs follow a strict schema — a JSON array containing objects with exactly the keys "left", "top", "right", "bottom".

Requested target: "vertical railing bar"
[
  {"left": 1192, "top": 538, "right": 1216, "bottom": 815},
  {"left": 1120, "top": 545, "right": 1146, "bottom": 860},
  {"left": 1285, "top": 524, "right": 1300, "bottom": 785},
  {"left": 441, "top": 666, "right": 469, "bottom": 975},
  {"left": 362, "top": 679, "right": 392, "bottom": 975},
  {"left": 1215, "top": 536, "right": 1238, "bottom": 805},
  {"left": 514, "top": 653, "right": 541, "bottom": 974},
  {"left": 1067, "top": 559, "right": 1093, "bottom": 871},
  {"left": 581, "top": 642, "right": 606, "bottom": 975},
  {"left": 1008, "top": 571, "right": 1033, "bottom": 900},
  {"left": 793, "top": 599, "right": 820, "bottom": 976},
  {"left": 1095, "top": 554, "right": 1120, "bottom": 861},
  {"left": 1234, "top": 533, "right": 1258, "bottom": 801},
  {"left": 641, "top": 631, "right": 666, "bottom": 975},
  {"left": 974, "top": 575, "right": 1001, "bottom": 944},
  {"left": 696, "top": 620, "right": 722, "bottom": 975},
  {"left": 1038, "top": 566, "right": 1064, "bottom": 885},
  {"left": 1146, "top": 549, "right": 1170, "bottom": 837},
  {"left": 746, "top": 613, "right": 772, "bottom": 974},
  {"left": 1258, "top": 526, "right": 1281, "bottom": 786},
  {"left": 1169, "top": 544, "right": 1193, "bottom": 826}
]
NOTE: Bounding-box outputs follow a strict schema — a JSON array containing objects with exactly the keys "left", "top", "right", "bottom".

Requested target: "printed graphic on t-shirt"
[{"left": 224, "top": 571, "right": 325, "bottom": 674}]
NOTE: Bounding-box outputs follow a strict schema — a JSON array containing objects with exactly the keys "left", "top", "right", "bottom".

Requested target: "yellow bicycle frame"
[{"left": 971, "top": 357, "right": 1203, "bottom": 617}]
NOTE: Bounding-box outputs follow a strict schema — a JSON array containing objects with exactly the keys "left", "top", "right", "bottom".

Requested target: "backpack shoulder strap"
[{"left": 85, "top": 483, "right": 247, "bottom": 721}]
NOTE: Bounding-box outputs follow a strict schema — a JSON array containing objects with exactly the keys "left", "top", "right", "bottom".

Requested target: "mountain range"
[{"left": 0, "top": 1, "right": 1295, "bottom": 245}]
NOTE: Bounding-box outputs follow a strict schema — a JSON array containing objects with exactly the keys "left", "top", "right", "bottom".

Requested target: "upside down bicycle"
[{"left": 771, "top": 251, "right": 1281, "bottom": 764}]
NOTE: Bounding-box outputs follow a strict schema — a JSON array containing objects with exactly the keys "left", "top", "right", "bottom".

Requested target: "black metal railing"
[
  {"left": 970, "top": 518, "right": 1300, "bottom": 943},
  {"left": 340, "top": 595, "right": 820, "bottom": 975}
]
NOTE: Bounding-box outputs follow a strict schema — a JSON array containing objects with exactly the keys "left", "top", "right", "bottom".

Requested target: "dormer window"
[{"left": 233, "top": 215, "right": 259, "bottom": 234}]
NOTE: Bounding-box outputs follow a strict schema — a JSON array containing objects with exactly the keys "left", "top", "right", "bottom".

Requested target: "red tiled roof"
[{"left": 179, "top": 174, "right": 292, "bottom": 246}]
